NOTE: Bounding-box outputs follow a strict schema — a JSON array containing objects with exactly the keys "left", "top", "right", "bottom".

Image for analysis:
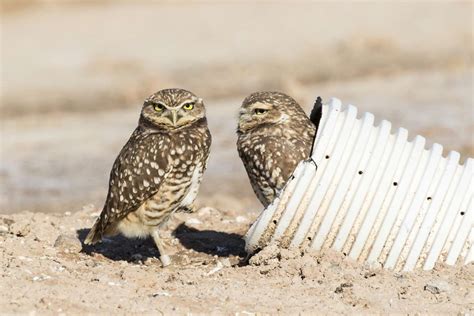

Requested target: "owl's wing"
[
  {"left": 240, "top": 136, "right": 310, "bottom": 206},
  {"left": 85, "top": 128, "right": 170, "bottom": 244},
  {"left": 270, "top": 138, "right": 310, "bottom": 186}
]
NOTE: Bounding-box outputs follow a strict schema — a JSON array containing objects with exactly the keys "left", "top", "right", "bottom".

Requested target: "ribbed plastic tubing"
[{"left": 245, "top": 98, "right": 473, "bottom": 271}]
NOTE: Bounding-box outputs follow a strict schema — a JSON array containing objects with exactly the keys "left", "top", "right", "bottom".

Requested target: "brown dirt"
[{"left": 1, "top": 206, "right": 472, "bottom": 314}]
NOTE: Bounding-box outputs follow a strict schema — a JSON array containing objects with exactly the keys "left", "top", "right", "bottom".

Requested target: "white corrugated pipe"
[{"left": 245, "top": 98, "right": 473, "bottom": 272}]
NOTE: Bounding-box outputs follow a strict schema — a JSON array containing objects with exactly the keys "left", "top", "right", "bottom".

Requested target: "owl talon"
[
  {"left": 152, "top": 230, "right": 172, "bottom": 267},
  {"left": 160, "top": 254, "right": 171, "bottom": 267}
]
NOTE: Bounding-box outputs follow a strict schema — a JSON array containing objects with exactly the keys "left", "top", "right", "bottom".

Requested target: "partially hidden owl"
[
  {"left": 237, "top": 92, "right": 321, "bottom": 207},
  {"left": 85, "top": 88, "right": 212, "bottom": 266}
]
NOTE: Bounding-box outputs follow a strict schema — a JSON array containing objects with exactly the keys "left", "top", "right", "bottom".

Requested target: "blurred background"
[{"left": 1, "top": 1, "right": 472, "bottom": 214}]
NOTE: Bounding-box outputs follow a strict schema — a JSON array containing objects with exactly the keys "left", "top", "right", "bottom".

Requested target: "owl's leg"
[{"left": 151, "top": 230, "right": 171, "bottom": 267}]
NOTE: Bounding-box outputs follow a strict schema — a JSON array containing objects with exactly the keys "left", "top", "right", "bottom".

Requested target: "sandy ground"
[
  {"left": 1, "top": 1, "right": 473, "bottom": 314},
  {"left": 1, "top": 206, "right": 473, "bottom": 314}
]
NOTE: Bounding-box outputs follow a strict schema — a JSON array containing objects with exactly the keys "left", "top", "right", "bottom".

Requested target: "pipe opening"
[{"left": 309, "top": 97, "right": 324, "bottom": 157}]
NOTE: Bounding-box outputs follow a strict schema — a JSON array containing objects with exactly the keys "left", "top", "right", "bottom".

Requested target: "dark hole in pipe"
[
  {"left": 307, "top": 236, "right": 312, "bottom": 241},
  {"left": 309, "top": 97, "right": 323, "bottom": 157},
  {"left": 358, "top": 171, "right": 363, "bottom": 175},
  {"left": 393, "top": 182, "right": 398, "bottom": 186},
  {"left": 460, "top": 211, "right": 465, "bottom": 216},
  {"left": 427, "top": 197, "right": 432, "bottom": 201},
  {"left": 273, "top": 220, "right": 277, "bottom": 224},
  {"left": 325, "top": 155, "right": 330, "bottom": 159}
]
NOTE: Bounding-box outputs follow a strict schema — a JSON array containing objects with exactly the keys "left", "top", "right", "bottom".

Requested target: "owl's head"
[
  {"left": 237, "top": 91, "right": 308, "bottom": 134},
  {"left": 140, "top": 88, "right": 206, "bottom": 130}
]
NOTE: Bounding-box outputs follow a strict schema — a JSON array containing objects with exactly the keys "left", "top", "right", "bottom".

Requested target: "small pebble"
[
  {"left": 151, "top": 292, "right": 171, "bottom": 297},
  {"left": 206, "top": 261, "right": 223, "bottom": 276},
  {"left": 424, "top": 284, "right": 440, "bottom": 295},
  {"left": 197, "top": 207, "right": 217, "bottom": 216},
  {"left": 144, "top": 257, "right": 159, "bottom": 266},
  {"left": 2, "top": 218, "right": 14, "bottom": 226},
  {"left": 221, "top": 258, "right": 231, "bottom": 267},
  {"left": 53, "top": 234, "right": 82, "bottom": 253},
  {"left": 9, "top": 222, "right": 30, "bottom": 237},
  {"left": 185, "top": 218, "right": 202, "bottom": 226},
  {"left": 84, "top": 260, "right": 98, "bottom": 268},
  {"left": 426, "top": 280, "right": 451, "bottom": 293},
  {"left": 235, "top": 216, "right": 247, "bottom": 223},
  {"left": 0, "top": 225, "right": 9, "bottom": 234},
  {"left": 335, "top": 282, "right": 352, "bottom": 293},
  {"left": 33, "top": 274, "right": 51, "bottom": 282},
  {"left": 364, "top": 271, "right": 376, "bottom": 279},
  {"left": 18, "top": 256, "right": 33, "bottom": 262}
]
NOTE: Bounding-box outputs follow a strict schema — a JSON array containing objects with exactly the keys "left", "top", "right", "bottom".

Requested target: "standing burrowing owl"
[
  {"left": 85, "top": 88, "right": 211, "bottom": 266},
  {"left": 237, "top": 92, "right": 320, "bottom": 207}
]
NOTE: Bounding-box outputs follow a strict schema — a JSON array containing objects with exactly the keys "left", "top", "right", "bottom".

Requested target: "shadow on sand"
[
  {"left": 77, "top": 223, "right": 246, "bottom": 261},
  {"left": 173, "top": 223, "right": 246, "bottom": 257}
]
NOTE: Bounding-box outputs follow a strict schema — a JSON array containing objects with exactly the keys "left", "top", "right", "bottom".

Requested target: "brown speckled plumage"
[
  {"left": 237, "top": 91, "right": 316, "bottom": 207},
  {"left": 85, "top": 88, "right": 211, "bottom": 266}
]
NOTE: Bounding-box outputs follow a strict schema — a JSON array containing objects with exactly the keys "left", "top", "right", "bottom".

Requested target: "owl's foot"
[
  {"left": 159, "top": 254, "right": 171, "bottom": 267},
  {"left": 152, "top": 230, "right": 171, "bottom": 267}
]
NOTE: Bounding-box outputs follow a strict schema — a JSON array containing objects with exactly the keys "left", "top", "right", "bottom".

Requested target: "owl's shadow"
[
  {"left": 173, "top": 223, "right": 246, "bottom": 257},
  {"left": 77, "top": 224, "right": 245, "bottom": 262}
]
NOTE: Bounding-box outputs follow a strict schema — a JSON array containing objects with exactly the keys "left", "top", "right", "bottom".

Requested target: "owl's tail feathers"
[{"left": 84, "top": 219, "right": 103, "bottom": 245}]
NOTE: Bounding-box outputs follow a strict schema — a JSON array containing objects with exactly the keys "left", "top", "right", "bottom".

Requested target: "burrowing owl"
[
  {"left": 85, "top": 88, "right": 212, "bottom": 266},
  {"left": 237, "top": 92, "right": 319, "bottom": 207}
]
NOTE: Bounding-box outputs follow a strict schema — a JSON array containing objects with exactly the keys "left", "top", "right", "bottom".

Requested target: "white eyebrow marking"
[
  {"left": 148, "top": 100, "right": 168, "bottom": 108},
  {"left": 175, "top": 97, "right": 198, "bottom": 109},
  {"left": 250, "top": 102, "right": 272, "bottom": 110}
]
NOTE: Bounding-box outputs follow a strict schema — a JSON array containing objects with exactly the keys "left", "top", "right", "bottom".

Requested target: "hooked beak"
[{"left": 168, "top": 110, "right": 179, "bottom": 126}]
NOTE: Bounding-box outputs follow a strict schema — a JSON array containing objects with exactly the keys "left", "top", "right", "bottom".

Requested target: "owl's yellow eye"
[
  {"left": 153, "top": 103, "right": 165, "bottom": 112},
  {"left": 254, "top": 108, "right": 268, "bottom": 115},
  {"left": 183, "top": 102, "right": 194, "bottom": 111}
]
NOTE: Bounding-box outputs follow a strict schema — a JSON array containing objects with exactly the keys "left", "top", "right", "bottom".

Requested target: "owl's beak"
[{"left": 168, "top": 110, "right": 179, "bottom": 126}]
